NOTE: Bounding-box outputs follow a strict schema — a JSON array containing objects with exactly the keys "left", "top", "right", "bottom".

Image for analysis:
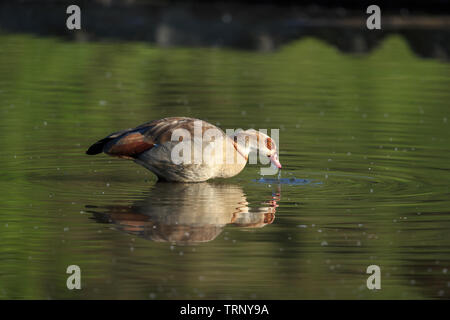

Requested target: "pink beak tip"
[{"left": 270, "top": 154, "right": 282, "bottom": 169}]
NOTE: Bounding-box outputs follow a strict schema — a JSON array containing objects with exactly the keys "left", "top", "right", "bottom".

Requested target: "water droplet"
[{"left": 222, "top": 13, "right": 232, "bottom": 23}]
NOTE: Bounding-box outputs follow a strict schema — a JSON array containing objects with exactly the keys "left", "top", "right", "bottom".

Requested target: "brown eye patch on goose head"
[{"left": 266, "top": 138, "right": 273, "bottom": 150}]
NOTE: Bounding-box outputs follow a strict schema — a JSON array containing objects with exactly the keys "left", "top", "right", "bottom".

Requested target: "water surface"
[{"left": 0, "top": 32, "right": 449, "bottom": 299}]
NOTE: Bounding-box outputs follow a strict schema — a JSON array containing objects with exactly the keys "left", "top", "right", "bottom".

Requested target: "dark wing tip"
[
  {"left": 86, "top": 139, "right": 108, "bottom": 155},
  {"left": 85, "top": 127, "right": 139, "bottom": 156}
]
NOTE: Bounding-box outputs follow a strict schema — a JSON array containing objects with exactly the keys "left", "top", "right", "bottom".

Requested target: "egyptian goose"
[{"left": 86, "top": 117, "right": 281, "bottom": 182}]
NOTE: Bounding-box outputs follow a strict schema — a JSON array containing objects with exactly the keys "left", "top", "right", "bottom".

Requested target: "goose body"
[{"left": 86, "top": 117, "right": 281, "bottom": 182}]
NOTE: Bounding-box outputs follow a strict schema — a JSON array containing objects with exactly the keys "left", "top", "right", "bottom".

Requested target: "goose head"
[{"left": 234, "top": 129, "right": 282, "bottom": 169}]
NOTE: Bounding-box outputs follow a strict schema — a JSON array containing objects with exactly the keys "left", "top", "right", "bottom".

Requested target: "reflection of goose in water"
[{"left": 87, "top": 183, "right": 280, "bottom": 244}]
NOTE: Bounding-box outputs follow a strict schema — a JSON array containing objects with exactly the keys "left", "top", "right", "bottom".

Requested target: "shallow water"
[{"left": 0, "top": 32, "right": 449, "bottom": 299}]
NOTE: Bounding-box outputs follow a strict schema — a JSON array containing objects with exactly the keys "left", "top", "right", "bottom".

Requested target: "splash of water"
[{"left": 254, "top": 176, "right": 313, "bottom": 185}]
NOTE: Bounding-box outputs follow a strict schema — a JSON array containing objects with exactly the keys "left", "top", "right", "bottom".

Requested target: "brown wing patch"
[{"left": 107, "top": 132, "right": 155, "bottom": 159}]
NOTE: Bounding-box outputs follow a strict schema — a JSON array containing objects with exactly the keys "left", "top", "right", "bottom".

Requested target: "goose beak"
[{"left": 270, "top": 153, "right": 282, "bottom": 169}]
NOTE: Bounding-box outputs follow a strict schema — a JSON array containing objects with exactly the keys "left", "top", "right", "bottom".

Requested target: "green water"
[{"left": 0, "top": 32, "right": 449, "bottom": 299}]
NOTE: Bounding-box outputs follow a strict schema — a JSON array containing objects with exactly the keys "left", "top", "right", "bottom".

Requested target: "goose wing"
[{"left": 86, "top": 117, "right": 223, "bottom": 159}]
